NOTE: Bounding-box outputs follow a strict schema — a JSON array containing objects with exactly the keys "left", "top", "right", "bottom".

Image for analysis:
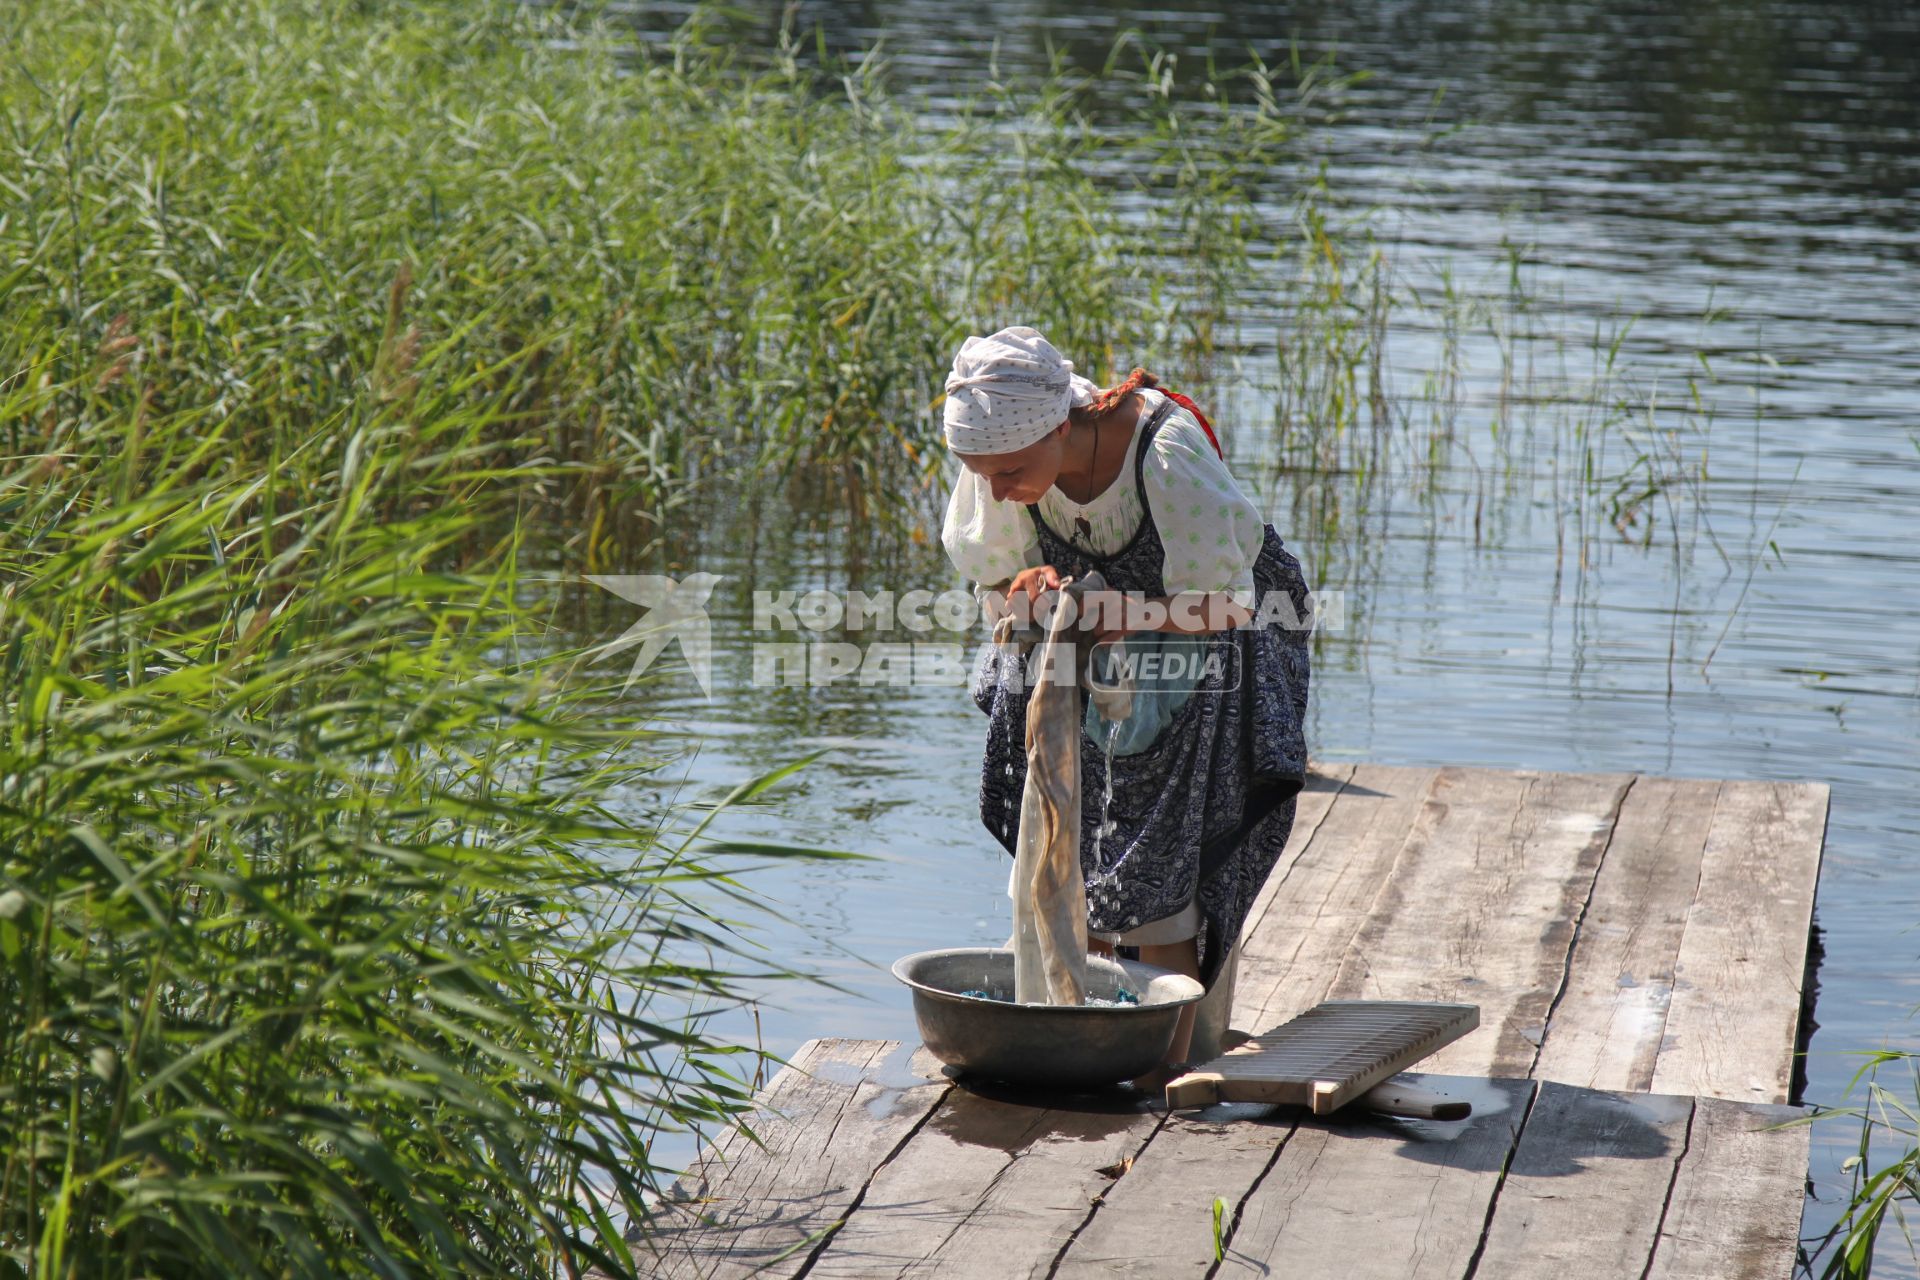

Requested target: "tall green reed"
[
  {"left": 2, "top": 0, "right": 1305, "bottom": 565},
  {"left": 1799, "top": 1051, "right": 1920, "bottom": 1279},
  {"left": 0, "top": 309, "right": 856, "bottom": 1274},
  {"left": 1252, "top": 219, "right": 1765, "bottom": 667}
]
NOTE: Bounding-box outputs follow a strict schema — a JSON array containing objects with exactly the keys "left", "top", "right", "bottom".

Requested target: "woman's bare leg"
[{"left": 1139, "top": 937, "right": 1202, "bottom": 1065}]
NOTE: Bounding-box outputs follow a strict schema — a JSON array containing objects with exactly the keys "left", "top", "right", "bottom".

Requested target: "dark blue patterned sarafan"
[{"left": 970, "top": 397, "right": 1312, "bottom": 990}]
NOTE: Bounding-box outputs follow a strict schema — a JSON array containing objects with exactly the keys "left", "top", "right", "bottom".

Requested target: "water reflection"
[{"left": 629, "top": 1, "right": 1920, "bottom": 193}]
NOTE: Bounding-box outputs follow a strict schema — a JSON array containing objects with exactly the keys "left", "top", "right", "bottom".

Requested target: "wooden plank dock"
[{"left": 646, "top": 764, "right": 1828, "bottom": 1279}]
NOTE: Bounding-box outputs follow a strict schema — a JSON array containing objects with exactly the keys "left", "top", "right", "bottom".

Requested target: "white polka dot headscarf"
[{"left": 943, "top": 326, "right": 1099, "bottom": 455}]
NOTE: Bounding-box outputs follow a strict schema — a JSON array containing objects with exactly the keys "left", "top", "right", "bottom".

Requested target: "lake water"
[{"left": 610, "top": 3, "right": 1920, "bottom": 1269}]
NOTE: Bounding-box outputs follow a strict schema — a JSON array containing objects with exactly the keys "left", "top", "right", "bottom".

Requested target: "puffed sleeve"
[
  {"left": 1140, "top": 408, "right": 1264, "bottom": 600},
  {"left": 941, "top": 465, "right": 1042, "bottom": 589}
]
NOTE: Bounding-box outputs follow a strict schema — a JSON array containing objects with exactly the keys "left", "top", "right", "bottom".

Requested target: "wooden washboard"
[{"left": 1165, "top": 1000, "right": 1480, "bottom": 1113}]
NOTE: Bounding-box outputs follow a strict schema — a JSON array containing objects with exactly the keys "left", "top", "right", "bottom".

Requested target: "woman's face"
[{"left": 957, "top": 422, "right": 1069, "bottom": 504}]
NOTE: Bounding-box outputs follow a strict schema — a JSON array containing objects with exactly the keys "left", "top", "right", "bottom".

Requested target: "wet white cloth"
[
  {"left": 942, "top": 390, "right": 1264, "bottom": 599},
  {"left": 1006, "top": 606, "right": 1090, "bottom": 1006},
  {"left": 942, "top": 326, "right": 1098, "bottom": 455},
  {"left": 1012, "top": 870, "right": 1198, "bottom": 945},
  {"left": 1003, "top": 574, "right": 1138, "bottom": 1006}
]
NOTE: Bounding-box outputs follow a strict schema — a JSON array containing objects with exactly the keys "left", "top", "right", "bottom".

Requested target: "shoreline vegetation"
[
  {"left": 1797, "top": 1051, "right": 1920, "bottom": 1279},
  {"left": 4, "top": 0, "right": 1305, "bottom": 567},
  {"left": 0, "top": 0, "right": 1301, "bottom": 1274}
]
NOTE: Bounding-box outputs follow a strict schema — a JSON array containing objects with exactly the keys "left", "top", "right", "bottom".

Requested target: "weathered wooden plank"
[
  {"left": 1233, "top": 764, "right": 1440, "bottom": 1034},
  {"left": 1327, "top": 767, "right": 1632, "bottom": 1078},
  {"left": 1651, "top": 780, "right": 1828, "bottom": 1104},
  {"left": 643, "top": 1039, "right": 948, "bottom": 1278},
  {"left": 805, "top": 1089, "right": 1163, "bottom": 1279},
  {"left": 1644, "top": 1097, "right": 1808, "bottom": 1280},
  {"left": 1236, "top": 762, "right": 1355, "bottom": 932},
  {"left": 1165, "top": 1001, "right": 1480, "bottom": 1112},
  {"left": 638, "top": 764, "right": 1825, "bottom": 1280},
  {"left": 1216, "top": 1075, "right": 1537, "bottom": 1279},
  {"left": 1533, "top": 776, "right": 1721, "bottom": 1093},
  {"left": 1472, "top": 1081, "right": 1695, "bottom": 1276},
  {"left": 1051, "top": 1107, "right": 1296, "bottom": 1279}
]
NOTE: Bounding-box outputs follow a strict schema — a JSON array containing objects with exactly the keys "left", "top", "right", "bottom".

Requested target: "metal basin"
[{"left": 891, "top": 947, "right": 1206, "bottom": 1089}]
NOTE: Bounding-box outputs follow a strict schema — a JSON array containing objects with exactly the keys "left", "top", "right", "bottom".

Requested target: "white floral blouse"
[{"left": 940, "top": 389, "right": 1264, "bottom": 599}]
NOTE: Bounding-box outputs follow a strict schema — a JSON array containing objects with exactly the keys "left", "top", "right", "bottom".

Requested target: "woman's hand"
[
  {"left": 1006, "top": 564, "right": 1069, "bottom": 605},
  {"left": 982, "top": 565, "right": 1071, "bottom": 632}
]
